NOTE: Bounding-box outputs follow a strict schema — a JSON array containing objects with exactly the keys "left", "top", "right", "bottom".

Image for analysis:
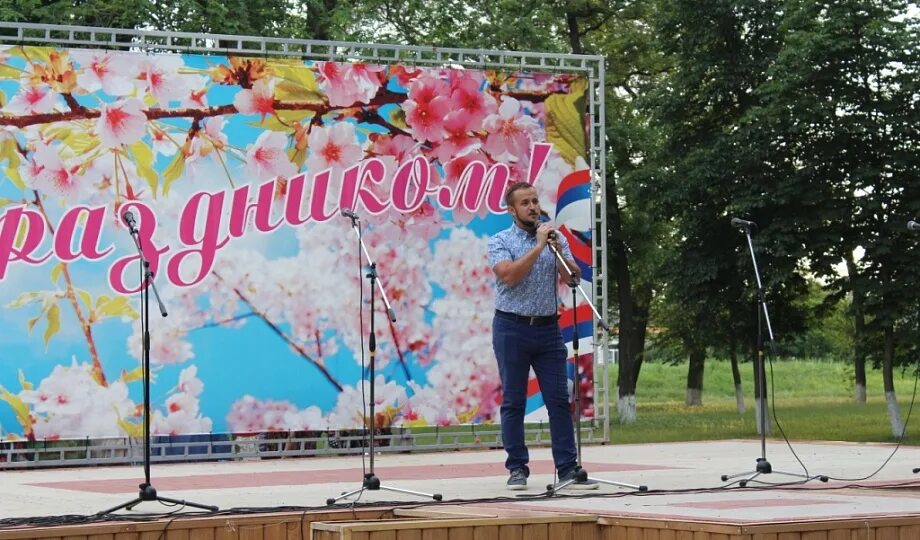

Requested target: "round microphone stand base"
[
  {"left": 100, "top": 483, "right": 219, "bottom": 514},
  {"left": 546, "top": 467, "right": 649, "bottom": 494},
  {"left": 326, "top": 473, "right": 443, "bottom": 506},
  {"left": 721, "top": 458, "right": 829, "bottom": 488}
]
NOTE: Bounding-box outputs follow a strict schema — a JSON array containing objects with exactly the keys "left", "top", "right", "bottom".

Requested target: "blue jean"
[{"left": 492, "top": 312, "right": 577, "bottom": 476}]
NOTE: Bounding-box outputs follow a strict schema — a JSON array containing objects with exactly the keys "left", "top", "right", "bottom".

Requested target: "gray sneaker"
[
  {"left": 558, "top": 468, "right": 599, "bottom": 490},
  {"left": 506, "top": 468, "right": 528, "bottom": 490}
]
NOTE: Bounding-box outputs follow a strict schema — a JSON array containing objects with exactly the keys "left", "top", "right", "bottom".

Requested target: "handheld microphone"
[
  {"left": 908, "top": 220, "right": 920, "bottom": 232},
  {"left": 341, "top": 208, "right": 359, "bottom": 220},
  {"left": 538, "top": 213, "right": 557, "bottom": 240},
  {"left": 123, "top": 210, "right": 138, "bottom": 232},
  {"left": 731, "top": 217, "right": 757, "bottom": 231}
]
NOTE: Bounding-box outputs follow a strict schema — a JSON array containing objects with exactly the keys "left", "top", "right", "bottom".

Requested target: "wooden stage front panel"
[{"left": 2, "top": 506, "right": 920, "bottom": 540}]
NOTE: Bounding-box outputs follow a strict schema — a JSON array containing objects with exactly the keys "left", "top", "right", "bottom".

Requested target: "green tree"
[
  {"left": 0, "top": 0, "right": 151, "bottom": 28},
  {"left": 643, "top": 0, "right": 816, "bottom": 425},
  {"left": 750, "top": 0, "right": 919, "bottom": 431}
]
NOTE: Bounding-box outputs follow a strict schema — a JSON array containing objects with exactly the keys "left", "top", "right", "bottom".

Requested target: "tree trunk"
[
  {"left": 607, "top": 171, "right": 649, "bottom": 423},
  {"left": 730, "top": 337, "right": 745, "bottom": 414},
  {"left": 882, "top": 325, "right": 903, "bottom": 437},
  {"left": 686, "top": 346, "right": 705, "bottom": 406},
  {"left": 846, "top": 256, "right": 867, "bottom": 404},
  {"left": 307, "top": 0, "right": 339, "bottom": 41},
  {"left": 615, "top": 294, "right": 649, "bottom": 423}
]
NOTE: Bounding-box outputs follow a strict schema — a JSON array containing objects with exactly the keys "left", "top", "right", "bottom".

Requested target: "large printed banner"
[{"left": 0, "top": 45, "right": 595, "bottom": 440}]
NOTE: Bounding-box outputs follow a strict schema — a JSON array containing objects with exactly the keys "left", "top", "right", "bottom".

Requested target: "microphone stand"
[
  {"left": 719, "top": 221, "right": 827, "bottom": 487},
  {"left": 327, "top": 211, "right": 442, "bottom": 505},
  {"left": 542, "top": 235, "right": 647, "bottom": 494},
  {"left": 99, "top": 214, "right": 218, "bottom": 515},
  {"left": 909, "top": 221, "right": 920, "bottom": 475}
]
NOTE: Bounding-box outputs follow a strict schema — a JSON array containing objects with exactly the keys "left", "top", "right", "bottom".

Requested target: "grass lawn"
[{"left": 605, "top": 359, "right": 920, "bottom": 445}]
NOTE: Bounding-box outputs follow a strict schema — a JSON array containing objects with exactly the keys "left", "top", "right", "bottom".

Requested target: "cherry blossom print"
[
  {"left": 327, "top": 375, "right": 408, "bottom": 429},
  {"left": 388, "top": 65, "right": 422, "bottom": 87},
  {"left": 397, "top": 382, "right": 458, "bottom": 427},
  {"left": 448, "top": 74, "right": 497, "bottom": 133},
  {"left": 176, "top": 75, "right": 211, "bottom": 110},
  {"left": 0, "top": 48, "right": 595, "bottom": 438},
  {"left": 403, "top": 74, "right": 451, "bottom": 142},
  {"left": 3, "top": 85, "right": 58, "bottom": 115},
  {"left": 135, "top": 55, "right": 190, "bottom": 108},
  {"left": 482, "top": 96, "right": 543, "bottom": 162},
  {"left": 151, "top": 366, "right": 212, "bottom": 435},
  {"left": 315, "top": 61, "right": 385, "bottom": 107},
  {"left": 71, "top": 50, "right": 137, "bottom": 96},
  {"left": 25, "top": 142, "right": 88, "bottom": 203},
  {"left": 370, "top": 133, "right": 420, "bottom": 163},
  {"left": 233, "top": 79, "right": 275, "bottom": 118},
  {"left": 305, "top": 121, "right": 364, "bottom": 175},
  {"left": 246, "top": 130, "right": 298, "bottom": 181},
  {"left": 226, "top": 395, "right": 325, "bottom": 432},
  {"left": 19, "top": 359, "right": 135, "bottom": 439},
  {"left": 97, "top": 98, "right": 147, "bottom": 148},
  {"left": 127, "top": 304, "right": 199, "bottom": 365},
  {"left": 432, "top": 110, "right": 483, "bottom": 165},
  {"left": 150, "top": 126, "right": 179, "bottom": 157}
]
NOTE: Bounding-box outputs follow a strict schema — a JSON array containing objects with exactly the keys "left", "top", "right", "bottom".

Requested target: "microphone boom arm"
[
  {"left": 546, "top": 241, "right": 609, "bottom": 332},
  {"left": 347, "top": 219, "right": 397, "bottom": 322}
]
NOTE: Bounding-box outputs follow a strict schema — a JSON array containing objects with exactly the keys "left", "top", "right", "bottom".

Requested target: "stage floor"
[{"left": 2, "top": 439, "right": 920, "bottom": 525}]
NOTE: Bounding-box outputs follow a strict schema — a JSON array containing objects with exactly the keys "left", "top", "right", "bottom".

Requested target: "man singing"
[{"left": 488, "top": 181, "right": 596, "bottom": 491}]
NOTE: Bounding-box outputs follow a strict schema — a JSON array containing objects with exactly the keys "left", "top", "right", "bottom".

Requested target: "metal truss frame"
[{"left": 0, "top": 21, "right": 609, "bottom": 466}]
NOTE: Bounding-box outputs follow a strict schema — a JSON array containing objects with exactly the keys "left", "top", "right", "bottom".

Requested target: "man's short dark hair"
[{"left": 504, "top": 181, "right": 535, "bottom": 207}]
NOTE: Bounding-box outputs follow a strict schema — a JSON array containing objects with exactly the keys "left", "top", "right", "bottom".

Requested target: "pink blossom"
[
  {"left": 233, "top": 79, "right": 275, "bottom": 118},
  {"left": 128, "top": 304, "right": 196, "bottom": 365},
  {"left": 327, "top": 375, "right": 407, "bottom": 429},
  {"left": 27, "top": 142, "right": 87, "bottom": 202},
  {"left": 135, "top": 55, "right": 189, "bottom": 108},
  {"left": 150, "top": 126, "right": 178, "bottom": 157},
  {"left": 315, "top": 61, "right": 385, "bottom": 107},
  {"left": 245, "top": 131, "right": 297, "bottom": 181},
  {"left": 397, "top": 382, "right": 458, "bottom": 427},
  {"left": 20, "top": 359, "right": 135, "bottom": 439},
  {"left": 97, "top": 98, "right": 147, "bottom": 148},
  {"left": 152, "top": 366, "right": 213, "bottom": 435},
  {"left": 203, "top": 116, "right": 228, "bottom": 148},
  {"left": 79, "top": 151, "right": 139, "bottom": 205},
  {"left": 425, "top": 229, "right": 502, "bottom": 421},
  {"left": 181, "top": 76, "right": 210, "bottom": 109},
  {"left": 3, "top": 86, "right": 58, "bottom": 115},
  {"left": 448, "top": 75, "right": 497, "bottom": 132},
  {"left": 226, "top": 395, "right": 324, "bottom": 432},
  {"left": 433, "top": 111, "right": 482, "bottom": 164},
  {"left": 482, "top": 96, "right": 542, "bottom": 162},
  {"left": 370, "top": 133, "right": 420, "bottom": 163},
  {"left": 389, "top": 65, "right": 422, "bottom": 86},
  {"left": 387, "top": 201, "right": 444, "bottom": 242},
  {"left": 176, "top": 365, "right": 204, "bottom": 396},
  {"left": 403, "top": 74, "right": 451, "bottom": 142},
  {"left": 305, "top": 122, "right": 364, "bottom": 175},
  {"left": 71, "top": 50, "right": 136, "bottom": 96},
  {"left": 440, "top": 150, "right": 493, "bottom": 224}
]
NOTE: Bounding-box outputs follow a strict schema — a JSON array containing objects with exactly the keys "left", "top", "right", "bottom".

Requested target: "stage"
[{"left": 2, "top": 440, "right": 920, "bottom": 539}]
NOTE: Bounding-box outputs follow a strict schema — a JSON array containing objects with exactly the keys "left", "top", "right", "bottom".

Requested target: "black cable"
[
  {"left": 765, "top": 342, "right": 814, "bottom": 478},
  {"left": 154, "top": 515, "right": 179, "bottom": 540},
  {"left": 821, "top": 353, "right": 920, "bottom": 482},
  {"left": 763, "top": 339, "right": 920, "bottom": 483},
  {"left": 8, "top": 476, "right": 920, "bottom": 530}
]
